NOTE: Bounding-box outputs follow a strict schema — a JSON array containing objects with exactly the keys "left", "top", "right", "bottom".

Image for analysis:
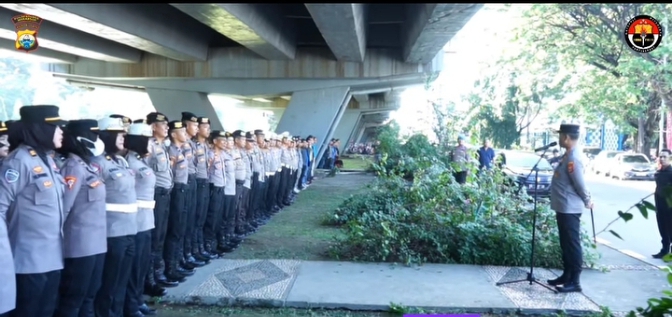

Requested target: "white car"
[
  {"left": 592, "top": 151, "right": 623, "bottom": 176},
  {"left": 608, "top": 153, "right": 656, "bottom": 181}
]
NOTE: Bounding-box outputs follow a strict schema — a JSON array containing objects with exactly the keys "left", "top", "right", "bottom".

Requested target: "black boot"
[
  {"left": 154, "top": 258, "right": 178, "bottom": 287},
  {"left": 556, "top": 271, "right": 582, "bottom": 293},
  {"left": 144, "top": 262, "right": 170, "bottom": 294},
  {"left": 204, "top": 242, "right": 220, "bottom": 259},
  {"left": 186, "top": 254, "right": 206, "bottom": 267},
  {"left": 653, "top": 245, "right": 670, "bottom": 259},
  {"left": 547, "top": 271, "right": 569, "bottom": 286},
  {"left": 164, "top": 258, "right": 187, "bottom": 283},
  {"left": 193, "top": 245, "right": 211, "bottom": 263},
  {"left": 200, "top": 243, "right": 217, "bottom": 260},
  {"left": 139, "top": 303, "right": 157, "bottom": 315}
]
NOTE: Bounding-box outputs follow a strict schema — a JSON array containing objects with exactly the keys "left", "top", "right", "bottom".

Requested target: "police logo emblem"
[
  {"left": 4, "top": 169, "right": 19, "bottom": 183},
  {"left": 624, "top": 15, "right": 664, "bottom": 53},
  {"left": 64, "top": 176, "right": 77, "bottom": 190}
]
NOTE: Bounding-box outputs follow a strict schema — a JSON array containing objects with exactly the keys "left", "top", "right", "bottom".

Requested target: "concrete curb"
[{"left": 596, "top": 241, "right": 662, "bottom": 269}]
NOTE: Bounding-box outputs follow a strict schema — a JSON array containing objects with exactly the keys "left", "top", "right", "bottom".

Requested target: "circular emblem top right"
[{"left": 624, "top": 15, "right": 664, "bottom": 53}]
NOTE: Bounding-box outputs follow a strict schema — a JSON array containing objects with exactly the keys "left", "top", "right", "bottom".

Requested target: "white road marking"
[
  {"left": 619, "top": 249, "right": 646, "bottom": 260},
  {"left": 595, "top": 237, "right": 611, "bottom": 245}
]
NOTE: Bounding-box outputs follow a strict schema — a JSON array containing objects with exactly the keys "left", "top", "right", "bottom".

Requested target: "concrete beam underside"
[
  {"left": 0, "top": 38, "right": 76, "bottom": 64},
  {"left": 0, "top": 4, "right": 208, "bottom": 61},
  {"left": 145, "top": 89, "right": 224, "bottom": 131},
  {"left": 275, "top": 86, "right": 351, "bottom": 164},
  {"left": 305, "top": 4, "right": 367, "bottom": 62},
  {"left": 45, "top": 47, "right": 443, "bottom": 79},
  {"left": 402, "top": 4, "right": 483, "bottom": 64}
]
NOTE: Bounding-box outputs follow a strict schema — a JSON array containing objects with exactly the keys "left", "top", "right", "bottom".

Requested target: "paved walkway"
[{"left": 161, "top": 244, "right": 667, "bottom": 314}]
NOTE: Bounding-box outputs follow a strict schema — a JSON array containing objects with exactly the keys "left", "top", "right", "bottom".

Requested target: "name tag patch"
[
  {"left": 4, "top": 169, "right": 19, "bottom": 183},
  {"left": 64, "top": 176, "right": 77, "bottom": 190}
]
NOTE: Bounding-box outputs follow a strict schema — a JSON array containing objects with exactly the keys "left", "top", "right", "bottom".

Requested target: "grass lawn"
[
  {"left": 340, "top": 155, "right": 374, "bottom": 171},
  {"left": 157, "top": 306, "right": 400, "bottom": 317},
  {"left": 225, "top": 173, "right": 374, "bottom": 260}
]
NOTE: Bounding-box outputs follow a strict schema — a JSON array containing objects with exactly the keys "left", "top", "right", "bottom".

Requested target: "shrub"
[{"left": 326, "top": 124, "right": 598, "bottom": 268}]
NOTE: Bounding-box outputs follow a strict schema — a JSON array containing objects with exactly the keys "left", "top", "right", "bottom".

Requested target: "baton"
[{"left": 590, "top": 208, "right": 596, "bottom": 244}]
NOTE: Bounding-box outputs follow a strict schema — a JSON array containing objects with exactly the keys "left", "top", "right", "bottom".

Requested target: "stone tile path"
[{"left": 162, "top": 244, "right": 666, "bottom": 314}]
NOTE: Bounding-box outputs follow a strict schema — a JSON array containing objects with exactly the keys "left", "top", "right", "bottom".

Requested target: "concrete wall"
[{"left": 145, "top": 88, "right": 224, "bottom": 130}]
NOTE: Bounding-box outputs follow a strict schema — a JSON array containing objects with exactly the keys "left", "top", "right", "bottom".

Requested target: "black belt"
[
  {"left": 235, "top": 180, "right": 245, "bottom": 185},
  {"left": 173, "top": 183, "right": 188, "bottom": 190},
  {"left": 196, "top": 178, "right": 209, "bottom": 183},
  {"left": 209, "top": 184, "right": 224, "bottom": 190},
  {"left": 155, "top": 187, "right": 171, "bottom": 195}
]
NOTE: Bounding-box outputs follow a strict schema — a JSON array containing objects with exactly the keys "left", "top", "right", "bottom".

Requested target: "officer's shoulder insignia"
[
  {"left": 43, "top": 180, "right": 53, "bottom": 188},
  {"left": 4, "top": 168, "right": 19, "bottom": 183},
  {"left": 105, "top": 155, "right": 112, "bottom": 161},
  {"left": 567, "top": 161, "right": 575, "bottom": 174},
  {"left": 89, "top": 180, "right": 101, "bottom": 188},
  {"left": 28, "top": 149, "right": 37, "bottom": 157},
  {"left": 64, "top": 176, "right": 77, "bottom": 190},
  {"left": 32, "top": 166, "right": 43, "bottom": 173}
]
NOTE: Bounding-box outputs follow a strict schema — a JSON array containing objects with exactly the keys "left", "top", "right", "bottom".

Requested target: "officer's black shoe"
[
  {"left": 139, "top": 303, "right": 157, "bottom": 315},
  {"left": 144, "top": 283, "right": 169, "bottom": 296},
  {"left": 193, "top": 252, "right": 211, "bottom": 263},
  {"left": 653, "top": 247, "right": 670, "bottom": 259},
  {"left": 157, "top": 279, "right": 179, "bottom": 288},
  {"left": 125, "top": 311, "right": 144, "bottom": 317},
  {"left": 154, "top": 271, "right": 169, "bottom": 283},
  {"left": 187, "top": 256, "right": 206, "bottom": 267},
  {"left": 177, "top": 266, "right": 195, "bottom": 276},
  {"left": 547, "top": 273, "right": 569, "bottom": 286},
  {"left": 181, "top": 261, "right": 197, "bottom": 270},
  {"left": 219, "top": 245, "right": 235, "bottom": 253},
  {"left": 165, "top": 274, "right": 187, "bottom": 284},
  {"left": 556, "top": 282, "right": 582, "bottom": 293}
]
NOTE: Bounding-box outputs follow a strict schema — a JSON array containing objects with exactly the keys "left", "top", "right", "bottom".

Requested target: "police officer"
[
  {"left": 548, "top": 123, "right": 593, "bottom": 293},
  {"left": 1, "top": 105, "right": 66, "bottom": 317},
  {"left": 0, "top": 121, "right": 9, "bottom": 160},
  {"left": 124, "top": 121, "right": 159, "bottom": 317},
  {"left": 180, "top": 112, "right": 206, "bottom": 268},
  {"left": 144, "top": 112, "right": 177, "bottom": 289},
  {"left": 54, "top": 120, "right": 107, "bottom": 317},
  {"left": 92, "top": 116, "right": 138, "bottom": 317},
  {"left": 219, "top": 132, "right": 239, "bottom": 253},
  {"left": 192, "top": 117, "right": 216, "bottom": 261},
  {"left": 267, "top": 133, "right": 282, "bottom": 213},
  {"left": 247, "top": 131, "right": 264, "bottom": 228},
  {"left": 278, "top": 133, "right": 293, "bottom": 207},
  {"left": 110, "top": 114, "right": 131, "bottom": 131},
  {"left": 255, "top": 130, "right": 271, "bottom": 221},
  {"left": 164, "top": 121, "right": 194, "bottom": 281},
  {"left": 204, "top": 131, "right": 227, "bottom": 256},
  {"left": 232, "top": 130, "right": 252, "bottom": 236}
]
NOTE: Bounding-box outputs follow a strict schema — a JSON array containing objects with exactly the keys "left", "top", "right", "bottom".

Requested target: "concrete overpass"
[{"left": 6, "top": 3, "right": 482, "bottom": 156}]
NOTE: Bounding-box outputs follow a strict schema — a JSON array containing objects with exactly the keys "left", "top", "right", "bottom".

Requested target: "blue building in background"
[{"left": 583, "top": 120, "right": 626, "bottom": 151}]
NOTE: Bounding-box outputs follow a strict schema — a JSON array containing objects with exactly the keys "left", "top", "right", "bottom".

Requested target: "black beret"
[
  {"left": 197, "top": 117, "right": 210, "bottom": 125},
  {"left": 66, "top": 119, "right": 99, "bottom": 133},
  {"left": 20, "top": 105, "right": 67, "bottom": 126},
  {"left": 132, "top": 119, "right": 145, "bottom": 124},
  {"left": 181, "top": 112, "right": 198, "bottom": 123},
  {"left": 556, "top": 124, "right": 580, "bottom": 134},
  {"left": 168, "top": 120, "right": 184, "bottom": 130},
  {"left": 146, "top": 112, "right": 168, "bottom": 124},
  {"left": 232, "top": 130, "right": 244, "bottom": 138},
  {"left": 210, "top": 130, "right": 231, "bottom": 139},
  {"left": 245, "top": 131, "right": 255, "bottom": 140},
  {"left": 110, "top": 114, "right": 131, "bottom": 125},
  {"left": 254, "top": 129, "right": 265, "bottom": 136}
]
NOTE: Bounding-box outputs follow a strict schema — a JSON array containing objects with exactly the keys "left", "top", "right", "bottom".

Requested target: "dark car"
[{"left": 496, "top": 150, "right": 554, "bottom": 198}]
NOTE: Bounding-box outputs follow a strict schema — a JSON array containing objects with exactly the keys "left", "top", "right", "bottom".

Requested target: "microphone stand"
[{"left": 496, "top": 146, "right": 557, "bottom": 293}]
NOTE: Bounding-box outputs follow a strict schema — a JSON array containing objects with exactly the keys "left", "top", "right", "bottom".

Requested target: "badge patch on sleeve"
[
  {"left": 567, "top": 161, "right": 575, "bottom": 174},
  {"left": 4, "top": 169, "right": 19, "bottom": 183},
  {"left": 64, "top": 176, "right": 77, "bottom": 190}
]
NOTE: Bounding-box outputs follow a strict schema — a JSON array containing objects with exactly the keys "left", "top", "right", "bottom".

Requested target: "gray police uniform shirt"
[
  {"left": 262, "top": 147, "right": 273, "bottom": 178},
  {"left": 194, "top": 139, "right": 209, "bottom": 179},
  {"left": 92, "top": 154, "right": 139, "bottom": 237},
  {"left": 61, "top": 153, "right": 107, "bottom": 258},
  {"left": 208, "top": 150, "right": 225, "bottom": 187},
  {"left": 185, "top": 141, "right": 196, "bottom": 176},
  {"left": 242, "top": 149, "right": 252, "bottom": 189},
  {"left": 169, "top": 144, "right": 189, "bottom": 184},
  {"left": 281, "top": 147, "right": 291, "bottom": 169},
  {"left": 127, "top": 152, "right": 156, "bottom": 233},
  {"left": 0, "top": 216, "right": 14, "bottom": 314},
  {"left": 146, "top": 138, "right": 172, "bottom": 189},
  {"left": 223, "top": 150, "right": 236, "bottom": 196},
  {"left": 0, "top": 145, "right": 65, "bottom": 274},
  {"left": 233, "top": 148, "right": 246, "bottom": 181},
  {"left": 550, "top": 147, "right": 592, "bottom": 214}
]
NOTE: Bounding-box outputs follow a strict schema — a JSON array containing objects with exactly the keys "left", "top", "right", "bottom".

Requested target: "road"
[{"left": 581, "top": 173, "right": 661, "bottom": 266}]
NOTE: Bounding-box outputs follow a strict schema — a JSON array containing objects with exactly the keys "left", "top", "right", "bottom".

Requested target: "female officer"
[
  {"left": 123, "top": 121, "right": 158, "bottom": 317},
  {"left": 0, "top": 105, "right": 66, "bottom": 317},
  {"left": 54, "top": 120, "right": 107, "bottom": 317},
  {"left": 92, "top": 116, "right": 138, "bottom": 317}
]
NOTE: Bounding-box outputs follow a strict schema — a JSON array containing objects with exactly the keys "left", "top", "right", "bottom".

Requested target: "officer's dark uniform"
[
  {"left": 264, "top": 133, "right": 279, "bottom": 214},
  {"left": 123, "top": 122, "right": 159, "bottom": 317},
  {"left": 192, "top": 117, "right": 216, "bottom": 261},
  {"left": 204, "top": 131, "right": 227, "bottom": 256},
  {"left": 654, "top": 155, "right": 672, "bottom": 258},
  {"left": 164, "top": 121, "right": 193, "bottom": 281},
  {"left": 548, "top": 124, "right": 592, "bottom": 293},
  {"left": 219, "top": 133, "right": 240, "bottom": 252},
  {"left": 269, "top": 134, "right": 283, "bottom": 212},
  {"left": 144, "top": 112, "right": 176, "bottom": 289},
  {"left": 257, "top": 131, "right": 273, "bottom": 220},
  {"left": 247, "top": 131, "right": 264, "bottom": 228},
  {"left": 54, "top": 120, "right": 107, "bottom": 317},
  {"left": 231, "top": 130, "right": 251, "bottom": 236},
  {"left": 92, "top": 116, "right": 138, "bottom": 317},
  {"left": 180, "top": 112, "right": 206, "bottom": 269},
  {"left": 0, "top": 106, "right": 67, "bottom": 317},
  {"left": 278, "top": 134, "right": 293, "bottom": 207}
]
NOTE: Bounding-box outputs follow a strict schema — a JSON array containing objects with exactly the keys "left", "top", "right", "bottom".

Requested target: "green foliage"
[{"left": 326, "top": 123, "right": 598, "bottom": 268}]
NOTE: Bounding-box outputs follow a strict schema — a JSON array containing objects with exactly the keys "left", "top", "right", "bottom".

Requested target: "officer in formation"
[
  {"left": 0, "top": 107, "right": 310, "bottom": 317},
  {"left": 548, "top": 123, "right": 594, "bottom": 293}
]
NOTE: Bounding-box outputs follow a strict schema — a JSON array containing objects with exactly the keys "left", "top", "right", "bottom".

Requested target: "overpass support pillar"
[
  {"left": 276, "top": 86, "right": 351, "bottom": 163},
  {"left": 145, "top": 88, "right": 223, "bottom": 130},
  {"left": 333, "top": 109, "right": 361, "bottom": 152}
]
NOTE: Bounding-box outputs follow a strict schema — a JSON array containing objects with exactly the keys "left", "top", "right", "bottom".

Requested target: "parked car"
[
  {"left": 592, "top": 150, "right": 623, "bottom": 175},
  {"left": 608, "top": 153, "right": 656, "bottom": 180},
  {"left": 496, "top": 150, "right": 554, "bottom": 198}
]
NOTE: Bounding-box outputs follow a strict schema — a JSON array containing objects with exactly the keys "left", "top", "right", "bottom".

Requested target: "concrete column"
[
  {"left": 332, "top": 109, "right": 361, "bottom": 152},
  {"left": 276, "top": 86, "right": 351, "bottom": 163},
  {"left": 145, "top": 88, "right": 223, "bottom": 130}
]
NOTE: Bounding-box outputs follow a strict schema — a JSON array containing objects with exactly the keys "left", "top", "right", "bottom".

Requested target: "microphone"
[{"left": 534, "top": 142, "right": 557, "bottom": 152}]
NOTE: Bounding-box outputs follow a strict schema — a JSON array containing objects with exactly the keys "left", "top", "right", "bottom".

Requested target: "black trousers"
[
  {"left": 9, "top": 270, "right": 61, "bottom": 317},
  {"left": 655, "top": 195, "right": 672, "bottom": 249},
  {"left": 250, "top": 173, "right": 260, "bottom": 222},
  {"left": 283, "top": 168, "right": 293, "bottom": 202},
  {"left": 258, "top": 179, "right": 268, "bottom": 216},
  {"left": 556, "top": 213, "right": 583, "bottom": 274},
  {"left": 204, "top": 185, "right": 225, "bottom": 249},
  {"left": 164, "top": 183, "right": 188, "bottom": 269},
  {"left": 193, "top": 179, "right": 210, "bottom": 250},
  {"left": 151, "top": 187, "right": 171, "bottom": 274},
  {"left": 183, "top": 175, "right": 198, "bottom": 257},
  {"left": 266, "top": 174, "right": 278, "bottom": 210},
  {"left": 54, "top": 253, "right": 105, "bottom": 317},
  {"left": 276, "top": 168, "right": 289, "bottom": 206},
  {"left": 124, "top": 230, "right": 151, "bottom": 316},
  {"left": 222, "top": 194, "right": 237, "bottom": 238},
  {"left": 298, "top": 165, "right": 308, "bottom": 188},
  {"left": 453, "top": 171, "right": 467, "bottom": 184},
  {"left": 94, "top": 235, "right": 135, "bottom": 317},
  {"left": 234, "top": 183, "right": 247, "bottom": 234}
]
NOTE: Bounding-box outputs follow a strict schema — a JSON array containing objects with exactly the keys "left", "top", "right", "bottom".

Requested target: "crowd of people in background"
[{"left": 345, "top": 142, "right": 377, "bottom": 155}]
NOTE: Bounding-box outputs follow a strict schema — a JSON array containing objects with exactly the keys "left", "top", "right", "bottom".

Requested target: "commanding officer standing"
[
  {"left": 180, "top": 112, "right": 205, "bottom": 269},
  {"left": 1, "top": 105, "right": 66, "bottom": 317},
  {"left": 93, "top": 116, "right": 138, "bottom": 317},
  {"left": 55, "top": 120, "right": 107, "bottom": 317},
  {"left": 192, "top": 117, "right": 215, "bottom": 261},
  {"left": 204, "top": 131, "right": 227, "bottom": 256},
  {"left": 164, "top": 121, "right": 193, "bottom": 281},
  {"left": 548, "top": 123, "right": 593, "bottom": 293},
  {"left": 124, "top": 121, "right": 159, "bottom": 317},
  {"left": 144, "top": 112, "right": 176, "bottom": 289}
]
